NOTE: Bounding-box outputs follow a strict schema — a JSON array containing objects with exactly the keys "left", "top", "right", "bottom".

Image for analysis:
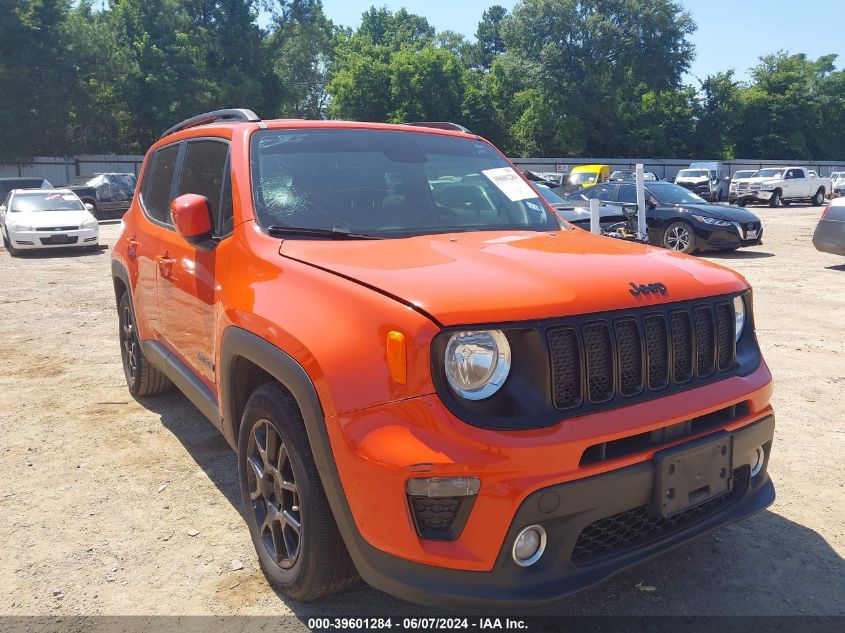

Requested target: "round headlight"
[
  {"left": 444, "top": 330, "right": 511, "bottom": 400},
  {"left": 733, "top": 295, "right": 746, "bottom": 342}
]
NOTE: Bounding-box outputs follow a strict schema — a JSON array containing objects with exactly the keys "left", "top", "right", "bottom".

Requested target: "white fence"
[
  {"left": 510, "top": 157, "right": 845, "bottom": 181},
  {"left": 0, "top": 155, "right": 145, "bottom": 186},
  {"left": 3, "top": 154, "right": 845, "bottom": 186}
]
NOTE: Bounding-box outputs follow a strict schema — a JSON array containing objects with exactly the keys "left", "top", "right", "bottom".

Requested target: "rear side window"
[
  {"left": 177, "top": 140, "right": 231, "bottom": 235},
  {"left": 141, "top": 145, "right": 179, "bottom": 223},
  {"left": 617, "top": 185, "right": 637, "bottom": 203}
]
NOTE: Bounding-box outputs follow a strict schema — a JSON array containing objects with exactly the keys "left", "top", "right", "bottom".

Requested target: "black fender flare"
[{"left": 218, "top": 326, "right": 444, "bottom": 604}]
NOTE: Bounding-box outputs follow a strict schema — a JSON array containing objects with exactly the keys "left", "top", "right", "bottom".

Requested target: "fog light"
[
  {"left": 512, "top": 525, "right": 546, "bottom": 567},
  {"left": 750, "top": 446, "right": 765, "bottom": 477}
]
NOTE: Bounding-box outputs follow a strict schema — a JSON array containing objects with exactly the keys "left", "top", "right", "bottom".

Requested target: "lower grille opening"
[
  {"left": 579, "top": 401, "right": 750, "bottom": 467},
  {"left": 571, "top": 467, "right": 748, "bottom": 566},
  {"left": 407, "top": 495, "right": 475, "bottom": 541}
]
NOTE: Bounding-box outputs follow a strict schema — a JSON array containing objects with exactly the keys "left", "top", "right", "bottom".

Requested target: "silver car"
[{"left": 813, "top": 198, "right": 845, "bottom": 256}]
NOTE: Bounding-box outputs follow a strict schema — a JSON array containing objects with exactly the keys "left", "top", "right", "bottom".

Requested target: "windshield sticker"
[{"left": 482, "top": 167, "right": 537, "bottom": 202}]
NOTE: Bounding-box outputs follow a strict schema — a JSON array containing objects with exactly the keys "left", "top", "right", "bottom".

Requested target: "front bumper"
[
  {"left": 324, "top": 357, "right": 774, "bottom": 607},
  {"left": 349, "top": 415, "right": 775, "bottom": 609},
  {"left": 8, "top": 227, "right": 98, "bottom": 249},
  {"left": 737, "top": 189, "right": 773, "bottom": 202},
  {"left": 694, "top": 223, "right": 763, "bottom": 250}
]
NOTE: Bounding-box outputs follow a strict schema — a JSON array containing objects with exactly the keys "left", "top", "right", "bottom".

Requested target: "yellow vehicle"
[{"left": 568, "top": 164, "right": 611, "bottom": 188}]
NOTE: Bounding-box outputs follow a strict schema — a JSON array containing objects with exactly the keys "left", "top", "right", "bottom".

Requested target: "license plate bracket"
[
  {"left": 652, "top": 432, "right": 733, "bottom": 518},
  {"left": 746, "top": 229, "right": 758, "bottom": 240}
]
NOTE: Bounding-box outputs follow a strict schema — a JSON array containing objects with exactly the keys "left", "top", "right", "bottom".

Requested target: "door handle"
[{"left": 156, "top": 254, "right": 175, "bottom": 278}]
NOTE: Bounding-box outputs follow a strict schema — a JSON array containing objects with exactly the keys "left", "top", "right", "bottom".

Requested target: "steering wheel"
[{"left": 415, "top": 206, "right": 461, "bottom": 226}]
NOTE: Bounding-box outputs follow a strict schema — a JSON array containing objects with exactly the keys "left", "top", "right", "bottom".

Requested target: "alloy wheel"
[
  {"left": 247, "top": 419, "right": 302, "bottom": 569},
  {"left": 120, "top": 304, "right": 139, "bottom": 383},
  {"left": 666, "top": 225, "right": 691, "bottom": 251}
]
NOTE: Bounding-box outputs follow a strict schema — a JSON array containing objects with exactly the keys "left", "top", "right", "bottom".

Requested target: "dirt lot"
[{"left": 1, "top": 207, "right": 843, "bottom": 623}]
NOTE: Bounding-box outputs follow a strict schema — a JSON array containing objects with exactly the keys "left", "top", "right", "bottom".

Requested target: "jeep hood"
[{"left": 279, "top": 230, "right": 747, "bottom": 326}]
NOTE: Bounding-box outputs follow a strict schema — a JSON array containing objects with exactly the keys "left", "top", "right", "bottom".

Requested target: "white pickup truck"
[{"left": 735, "top": 166, "right": 830, "bottom": 207}]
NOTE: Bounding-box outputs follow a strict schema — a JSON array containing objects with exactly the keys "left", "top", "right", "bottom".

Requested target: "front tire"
[
  {"left": 812, "top": 188, "right": 825, "bottom": 206},
  {"left": 118, "top": 292, "right": 172, "bottom": 396},
  {"left": 3, "top": 229, "right": 20, "bottom": 256},
  {"left": 238, "top": 383, "right": 357, "bottom": 601},
  {"left": 663, "top": 221, "right": 696, "bottom": 254},
  {"left": 769, "top": 190, "right": 782, "bottom": 207}
]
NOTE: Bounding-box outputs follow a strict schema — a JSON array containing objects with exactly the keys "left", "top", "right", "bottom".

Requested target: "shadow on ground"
[
  {"left": 701, "top": 250, "right": 775, "bottom": 260},
  {"left": 4, "top": 245, "right": 109, "bottom": 259},
  {"left": 135, "top": 390, "right": 845, "bottom": 618}
]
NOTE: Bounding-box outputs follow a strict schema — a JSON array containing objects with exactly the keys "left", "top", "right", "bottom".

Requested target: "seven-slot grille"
[{"left": 548, "top": 299, "right": 737, "bottom": 412}]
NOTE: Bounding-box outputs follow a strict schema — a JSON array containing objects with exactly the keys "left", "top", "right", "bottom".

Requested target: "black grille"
[
  {"left": 614, "top": 319, "right": 643, "bottom": 397},
  {"left": 549, "top": 327, "right": 582, "bottom": 409},
  {"left": 693, "top": 306, "right": 716, "bottom": 378},
  {"left": 548, "top": 299, "right": 737, "bottom": 414},
  {"left": 38, "top": 226, "right": 78, "bottom": 232},
  {"left": 39, "top": 235, "right": 78, "bottom": 245},
  {"left": 643, "top": 315, "right": 669, "bottom": 390},
  {"left": 410, "top": 497, "right": 460, "bottom": 534},
  {"left": 571, "top": 467, "right": 747, "bottom": 565},
  {"left": 670, "top": 311, "right": 693, "bottom": 383},
  {"left": 714, "top": 302, "right": 735, "bottom": 371},
  {"left": 583, "top": 322, "right": 614, "bottom": 403}
]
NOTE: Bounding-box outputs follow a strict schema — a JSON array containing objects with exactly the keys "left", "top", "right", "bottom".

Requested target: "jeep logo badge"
[{"left": 629, "top": 282, "right": 668, "bottom": 297}]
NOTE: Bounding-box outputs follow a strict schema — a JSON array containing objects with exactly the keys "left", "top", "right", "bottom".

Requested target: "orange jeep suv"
[{"left": 111, "top": 110, "right": 775, "bottom": 608}]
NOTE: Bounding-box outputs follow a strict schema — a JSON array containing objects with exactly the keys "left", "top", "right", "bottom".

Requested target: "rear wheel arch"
[{"left": 111, "top": 259, "right": 131, "bottom": 309}]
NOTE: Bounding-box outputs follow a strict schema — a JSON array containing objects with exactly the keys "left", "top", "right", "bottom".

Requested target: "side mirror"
[
  {"left": 170, "top": 194, "right": 214, "bottom": 249},
  {"left": 84, "top": 203, "right": 94, "bottom": 211}
]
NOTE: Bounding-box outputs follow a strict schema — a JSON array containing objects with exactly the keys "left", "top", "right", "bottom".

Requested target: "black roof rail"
[
  {"left": 406, "top": 121, "right": 472, "bottom": 134},
  {"left": 161, "top": 108, "right": 261, "bottom": 139}
]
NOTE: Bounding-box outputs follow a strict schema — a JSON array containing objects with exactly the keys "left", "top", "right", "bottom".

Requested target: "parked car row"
[{"left": 551, "top": 181, "right": 763, "bottom": 254}]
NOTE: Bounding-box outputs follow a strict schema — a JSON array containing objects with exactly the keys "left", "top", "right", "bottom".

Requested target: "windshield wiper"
[{"left": 266, "top": 225, "right": 383, "bottom": 240}]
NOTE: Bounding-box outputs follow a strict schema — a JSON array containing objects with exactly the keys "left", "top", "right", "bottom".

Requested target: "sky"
[{"left": 317, "top": 0, "right": 844, "bottom": 83}]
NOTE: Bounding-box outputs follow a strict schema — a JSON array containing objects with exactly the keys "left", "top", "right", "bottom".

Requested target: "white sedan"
[{"left": 0, "top": 189, "right": 99, "bottom": 256}]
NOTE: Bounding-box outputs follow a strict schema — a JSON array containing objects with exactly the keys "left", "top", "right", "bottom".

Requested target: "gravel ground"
[{"left": 0, "top": 207, "right": 843, "bottom": 624}]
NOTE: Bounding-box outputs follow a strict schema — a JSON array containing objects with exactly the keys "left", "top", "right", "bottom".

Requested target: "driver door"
[{"left": 155, "top": 139, "right": 231, "bottom": 389}]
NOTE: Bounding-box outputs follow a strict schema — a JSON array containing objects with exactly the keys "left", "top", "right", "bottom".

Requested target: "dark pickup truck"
[{"left": 65, "top": 173, "right": 137, "bottom": 219}]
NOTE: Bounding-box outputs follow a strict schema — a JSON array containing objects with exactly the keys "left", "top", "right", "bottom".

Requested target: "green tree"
[
  {"left": 734, "top": 52, "right": 839, "bottom": 159},
  {"left": 0, "top": 0, "right": 79, "bottom": 161},
  {"left": 691, "top": 71, "right": 741, "bottom": 159},
  {"left": 471, "top": 4, "right": 508, "bottom": 69},
  {"left": 110, "top": 0, "right": 219, "bottom": 151},
  {"left": 265, "top": 0, "right": 335, "bottom": 118},
  {"left": 497, "top": 0, "right": 696, "bottom": 156}
]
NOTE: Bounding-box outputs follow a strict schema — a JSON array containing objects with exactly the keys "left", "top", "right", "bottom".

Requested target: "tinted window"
[
  {"left": 617, "top": 185, "right": 637, "bottom": 203},
  {"left": 649, "top": 183, "right": 707, "bottom": 204},
  {"left": 177, "top": 140, "right": 230, "bottom": 234},
  {"left": 141, "top": 145, "right": 180, "bottom": 223}
]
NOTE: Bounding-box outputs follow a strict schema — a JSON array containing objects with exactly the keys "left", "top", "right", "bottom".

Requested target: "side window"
[
  {"left": 583, "top": 184, "right": 614, "bottom": 200},
  {"left": 617, "top": 185, "right": 637, "bottom": 204},
  {"left": 141, "top": 145, "right": 180, "bottom": 224},
  {"left": 786, "top": 169, "right": 801, "bottom": 179},
  {"left": 177, "top": 140, "right": 230, "bottom": 235}
]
